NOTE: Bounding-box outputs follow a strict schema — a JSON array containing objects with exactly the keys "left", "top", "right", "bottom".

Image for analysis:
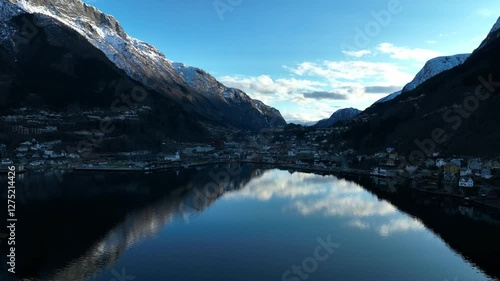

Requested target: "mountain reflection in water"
[{"left": 0, "top": 165, "right": 499, "bottom": 281}]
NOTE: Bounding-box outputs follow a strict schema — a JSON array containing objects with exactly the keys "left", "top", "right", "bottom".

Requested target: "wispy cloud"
[
  {"left": 342, "top": 49, "right": 372, "bottom": 58},
  {"left": 285, "top": 60, "right": 412, "bottom": 88},
  {"left": 218, "top": 75, "right": 326, "bottom": 103},
  {"left": 218, "top": 47, "right": 428, "bottom": 122},
  {"left": 225, "top": 170, "right": 426, "bottom": 237},
  {"left": 364, "top": 85, "right": 401, "bottom": 94},
  {"left": 377, "top": 43, "right": 442, "bottom": 61},
  {"left": 303, "top": 91, "right": 348, "bottom": 100},
  {"left": 438, "top": 32, "right": 457, "bottom": 37}
]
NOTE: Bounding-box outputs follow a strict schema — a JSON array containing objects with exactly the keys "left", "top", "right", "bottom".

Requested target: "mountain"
[
  {"left": 374, "top": 54, "right": 470, "bottom": 104},
  {"left": 402, "top": 54, "right": 470, "bottom": 93},
  {"left": 5, "top": 165, "right": 263, "bottom": 280},
  {"left": 476, "top": 17, "right": 500, "bottom": 51},
  {"left": 314, "top": 108, "right": 361, "bottom": 128},
  {"left": 0, "top": 0, "right": 286, "bottom": 146},
  {"left": 289, "top": 120, "right": 317, "bottom": 126},
  {"left": 374, "top": 90, "right": 402, "bottom": 104},
  {"left": 342, "top": 16, "right": 500, "bottom": 156}
]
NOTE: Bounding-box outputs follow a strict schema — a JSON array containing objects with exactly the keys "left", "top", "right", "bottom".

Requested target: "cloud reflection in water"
[{"left": 226, "top": 170, "right": 424, "bottom": 237}]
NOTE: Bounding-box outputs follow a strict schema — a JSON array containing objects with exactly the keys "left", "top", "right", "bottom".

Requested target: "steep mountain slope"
[
  {"left": 374, "top": 54, "right": 470, "bottom": 104},
  {"left": 0, "top": 0, "right": 285, "bottom": 134},
  {"left": 476, "top": 17, "right": 500, "bottom": 50},
  {"left": 314, "top": 108, "right": 361, "bottom": 128},
  {"left": 375, "top": 90, "right": 401, "bottom": 104},
  {"left": 402, "top": 54, "right": 470, "bottom": 93},
  {"left": 342, "top": 17, "right": 500, "bottom": 157}
]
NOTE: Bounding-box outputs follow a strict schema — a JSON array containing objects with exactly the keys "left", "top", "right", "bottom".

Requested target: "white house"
[
  {"left": 224, "top": 142, "right": 239, "bottom": 148},
  {"left": 371, "top": 167, "right": 387, "bottom": 177},
  {"left": 405, "top": 165, "right": 418, "bottom": 173},
  {"left": 30, "top": 143, "right": 43, "bottom": 151},
  {"left": 16, "top": 146, "right": 29, "bottom": 152},
  {"left": 450, "top": 159, "right": 463, "bottom": 167},
  {"left": 263, "top": 156, "right": 275, "bottom": 163},
  {"left": 287, "top": 150, "right": 296, "bottom": 157},
  {"left": 68, "top": 153, "right": 80, "bottom": 159},
  {"left": 459, "top": 177, "right": 474, "bottom": 188},
  {"left": 460, "top": 168, "right": 473, "bottom": 176},
  {"left": 195, "top": 146, "right": 214, "bottom": 153},
  {"left": 314, "top": 162, "right": 327, "bottom": 169},
  {"left": 183, "top": 146, "right": 214, "bottom": 154},
  {"left": 29, "top": 160, "right": 45, "bottom": 166},
  {"left": 436, "top": 159, "right": 447, "bottom": 168},
  {"left": 164, "top": 152, "right": 180, "bottom": 161},
  {"left": 1, "top": 158, "right": 13, "bottom": 165}
]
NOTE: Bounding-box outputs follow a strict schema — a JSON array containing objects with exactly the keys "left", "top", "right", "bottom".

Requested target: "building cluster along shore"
[{"left": 2, "top": 126, "right": 499, "bottom": 211}]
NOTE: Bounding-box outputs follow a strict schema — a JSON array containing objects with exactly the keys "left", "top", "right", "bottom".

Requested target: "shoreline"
[{"left": 8, "top": 161, "right": 500, "bottom": 211}]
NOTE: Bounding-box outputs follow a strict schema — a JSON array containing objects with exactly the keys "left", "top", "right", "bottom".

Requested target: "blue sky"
[{"left": 84, "top": 0, "right": 500, "bottom": 123}]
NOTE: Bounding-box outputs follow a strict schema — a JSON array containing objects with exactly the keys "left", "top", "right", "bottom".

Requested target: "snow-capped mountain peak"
[
  {"left": 375, "top": 16, "right": 500, "bottom": 106},
  {"left": 374, "top": 54, "right": 469, "bottom": 104},
  {"left": 314, "top": 108, "right": 361, "bottom": 128},
  {"left": 490, "top": 16, "right": 500, "bottom": 34},
  {"left": 476, "top": 16, "right": 500, "bottom": 51},
  {"left": 402, "top": 54, "right": 470, "bottom": 93},
  {"left": 0, "top": 0, "right": 286, "bottom": 130},
  {"left": 3, "top": 0, "right": 178, "bottom": 87}
]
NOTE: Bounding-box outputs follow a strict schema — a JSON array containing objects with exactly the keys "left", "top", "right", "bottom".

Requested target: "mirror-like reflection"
[{"left": 0, "top": 165, "right": 499, "bottom": 281}]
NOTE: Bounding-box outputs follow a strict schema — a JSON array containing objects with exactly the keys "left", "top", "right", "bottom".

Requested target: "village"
[{"left": 1, "top": 109, "right": 500, "bottom": 210}]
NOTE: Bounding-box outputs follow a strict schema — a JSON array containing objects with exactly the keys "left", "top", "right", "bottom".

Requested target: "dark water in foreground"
[{"left": 1, "top": 165, "right": 500, "bottom": 281}]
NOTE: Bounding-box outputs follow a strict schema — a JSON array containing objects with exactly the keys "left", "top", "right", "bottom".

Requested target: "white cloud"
[
  {"left": 377, "top": 218, "right": 425, "bottom": 237},
  {"left": 218, "top": 75, "right": 326, "bottom": 103},
  {"left": 285, "top": 60, "right": 413, "bottom": 89},
  {"left": 438, "top": 32, "right": 457, "bottom": 37},
  {"left": 425, "top": 40, "right": 437, "bottom": 44},
  {"left": 377, "top": 43, "right": 442, "bottom": 62},
  {"left": 342, "top": 49, "right": 372, "bottom": 58},
  {"left": 225, "top": 170, "right": 426, "bottom": 237},
  {"left": 225, "top": 171, "right": 332, "bottom": 201},
  {"left": 348, "top": 220, "right": 370, "bottom": 230},
  {"left": 282, "top": 102, "right": 338, "bottom": 123},
  {"left": 282, "top": 112, "right": 324, "bottom": 124},
  {"left": 218, "top": 56, "right": 418, "bottom": 122}
]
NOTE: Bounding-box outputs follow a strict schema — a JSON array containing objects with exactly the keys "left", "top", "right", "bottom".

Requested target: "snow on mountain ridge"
[
  {"left": 314, "top": 108, "right": 361, "bottom": 128},
  {"left": 477, "top": 16, "right": 500, "bottom": 51},
  {"left": 2, "top": 0, "right": 286, "bottom": 128},
  {"left": 4, "top": 0, "right": 189, "bottom": 93},
  {"left": 374, "top": 90, "right": 401, "bottom": 104},
  {"left": 171, "top": 62, "right": 283, "bottom": 121},
  {"left": 491, "top": 17, "right": 500, "bottom": 34},
  {"left": 374, "top": 54, "right": 469, "bottom": 105},
  {"left": 402, "top": 54, "right": 470, "bottom": 93}
]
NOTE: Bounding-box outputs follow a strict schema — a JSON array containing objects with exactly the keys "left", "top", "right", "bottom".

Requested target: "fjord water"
[{"left": 1, "top": 165, "right": 499, "bottom": 281}]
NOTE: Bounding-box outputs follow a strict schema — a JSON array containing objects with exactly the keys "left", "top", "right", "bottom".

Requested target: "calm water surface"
[{"left": 1, "top": 165, "right": 499, "bottom": 281}]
